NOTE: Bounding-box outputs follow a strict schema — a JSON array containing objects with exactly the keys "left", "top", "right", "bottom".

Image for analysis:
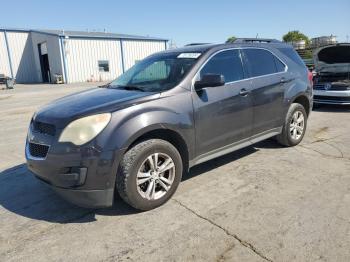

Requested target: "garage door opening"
[{"left": 38, "top": 42, "right": 51, "bottom": 83}]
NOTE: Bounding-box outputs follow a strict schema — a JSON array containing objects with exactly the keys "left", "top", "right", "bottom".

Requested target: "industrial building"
[
  {"left": 310, "top": 35, "right": 337, "bottom": 48},
  {"left": 0, "top": 28, "right": 167, "bottom": 84}
]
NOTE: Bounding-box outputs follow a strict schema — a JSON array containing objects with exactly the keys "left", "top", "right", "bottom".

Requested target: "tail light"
[{"left": 307, "top": 70, "right": 313, "bottom": 87}]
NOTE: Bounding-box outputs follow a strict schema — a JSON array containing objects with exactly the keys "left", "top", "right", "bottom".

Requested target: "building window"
[{"left": 98, "top": 60, "right": 109, "bottom": 72}]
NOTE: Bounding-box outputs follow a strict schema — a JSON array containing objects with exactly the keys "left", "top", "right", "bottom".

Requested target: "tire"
[
  {"left": 276, "top": 103, "right": 307, "bottom": 147},
  {"left": 116, "top": 139, "right": 183, "bottom": 211}
]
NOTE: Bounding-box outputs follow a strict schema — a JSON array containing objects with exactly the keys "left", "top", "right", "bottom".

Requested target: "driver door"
[{"left": 192, "top": 49, "right": 253, "bottom": 157}]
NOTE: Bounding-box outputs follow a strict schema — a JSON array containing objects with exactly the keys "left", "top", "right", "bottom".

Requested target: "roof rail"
[
  {"left": 234, "top": 38, "right": 281, "bottom": 43},
  {"left": 185, "top": 43, "right": 211, "bottom": 46}
]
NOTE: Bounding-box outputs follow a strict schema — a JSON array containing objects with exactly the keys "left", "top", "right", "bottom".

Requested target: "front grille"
[
  {"left": 314, "top": 95, "right": 350, "bottom": 102},
  {"left": 313, "top": 84, "right": 325, "bottom": 90},
  {"left": 32, "top": 121, "right": 56, "bottom": 136},
  {"left": 28, "top": 142, "right": 49, "bottom": 158},
  {"left": 316, "top": 73, "right": 350, "bottom": 82},
  {"left": 314, "top": 83, "right": 350, "bottom": 91}
]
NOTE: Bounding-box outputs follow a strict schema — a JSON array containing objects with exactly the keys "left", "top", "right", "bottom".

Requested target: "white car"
[{"left": 313, "top": 43, "right": 350, "bottom": 105}]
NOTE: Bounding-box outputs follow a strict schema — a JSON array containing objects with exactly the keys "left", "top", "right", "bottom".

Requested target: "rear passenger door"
[{"left": 242, "top": 48, "right": 287, "bottom": 135}]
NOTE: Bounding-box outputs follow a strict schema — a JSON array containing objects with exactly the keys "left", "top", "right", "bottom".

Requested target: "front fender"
[{"left": 100, "top": 101, "right": 195, "bottom": 158}]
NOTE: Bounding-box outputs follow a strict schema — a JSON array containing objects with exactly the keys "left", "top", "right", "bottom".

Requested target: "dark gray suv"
[{"left": 26, "top": 40, "right": 312, "bottom": 210}]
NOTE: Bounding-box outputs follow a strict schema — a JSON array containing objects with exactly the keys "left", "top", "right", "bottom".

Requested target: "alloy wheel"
[
  {"left": 136, "top": 153, "right": 176, "bottom": 200},
  {"left": 290, "top": 110, "right": 305, "bottom": 140}
]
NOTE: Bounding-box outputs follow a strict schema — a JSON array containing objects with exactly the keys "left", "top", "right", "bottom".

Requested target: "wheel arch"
[
  {"left": 125, "top": 128, "right": 190, "bottom": 172},
  {"left": 292, "top": 95, "right": 311, "bottom": 116}
]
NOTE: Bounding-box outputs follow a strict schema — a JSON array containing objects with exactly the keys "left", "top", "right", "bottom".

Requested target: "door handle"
[
  {"left": 280, "top": 77, "right": 287, "bottom": 83},
  {"left": 239, "top": 88, "right": 250, "bottom": 96}
]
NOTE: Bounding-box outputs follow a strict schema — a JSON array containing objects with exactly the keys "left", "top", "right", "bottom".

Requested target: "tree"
[
  {"left": 226, "top": 36, "right": 237, "bottom": 43},
  {"left": 282, "top": 31, "right": 310, "bottom": 45}
]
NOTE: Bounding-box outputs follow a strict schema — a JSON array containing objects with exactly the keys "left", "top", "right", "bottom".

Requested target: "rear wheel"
[
  {"left": 277, "top": 103, "right": 307, "bottom": 147},
  {"left": 116, "top": 139, "right": 183, "bottom": 210}
]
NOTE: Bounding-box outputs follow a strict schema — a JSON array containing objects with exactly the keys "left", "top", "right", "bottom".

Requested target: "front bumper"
[
  {"left": 313, "top": 89, "right": 350, "bottom": 105},
  {"left": 25, "top": 135, "right": 123, "bottom": 208},
  {"left": 31, "top": 171, "right": 114, "bottom": 208},
  {"left": 54, "top": 187, "right": 114, "bottom": 208}
]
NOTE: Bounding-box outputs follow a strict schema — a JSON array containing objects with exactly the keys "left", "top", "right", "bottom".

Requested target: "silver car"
[{"left": 313, "top": 43, "right": 350, "bottom": 105}]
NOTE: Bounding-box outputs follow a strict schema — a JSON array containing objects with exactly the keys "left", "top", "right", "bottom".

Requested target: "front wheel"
[
  {"left": 276, "top": 103, "right": 307, "bottom": 147},
  {"left": 116, "top": 139, "right": 183, "bottom": 211}
]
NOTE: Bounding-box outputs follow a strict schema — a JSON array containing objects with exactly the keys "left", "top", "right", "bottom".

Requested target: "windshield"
[{"left": 109, "top": 52, "right": 201, "bottom": 92}]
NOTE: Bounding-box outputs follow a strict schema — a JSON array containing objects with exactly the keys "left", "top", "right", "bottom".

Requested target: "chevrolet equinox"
[{"left": 26, "top": 39, "right": 313, "bottom": 210}]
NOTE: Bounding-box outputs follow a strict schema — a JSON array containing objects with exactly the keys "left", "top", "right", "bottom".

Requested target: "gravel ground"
[{"left": 0, "top": 83, "right": 350, "bottom": 262}]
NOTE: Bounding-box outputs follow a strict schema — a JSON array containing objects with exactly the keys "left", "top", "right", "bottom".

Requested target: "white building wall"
[
  {"left": 6, "top": 32, "right": 37, "bottom": 83},
  {"left": 122, "top": 40, "right": 166, "bottom": 70},
  {"left": 64, "top": 38, "right": 123, "bottom": 83},
  {"left": 30, "top": 32, "right": 63, "bottom": 82},
  {"left": 0, "top": 32, "right": 11, "bottom": 77},
  {"left": 1, "top": 29, "right": 167, "bottom": 84}
]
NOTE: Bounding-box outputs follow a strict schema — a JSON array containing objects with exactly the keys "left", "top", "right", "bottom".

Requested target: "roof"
[
  {"left": 0, "top": 28, "right": 168, "bottom": 41},
  {"left": 161, "top": 41, "right": 292, "bottom": 55},
  {"left": 234, "top": 38, "right": 281, "bottom": 43},
  {"left": 162, "top": 44, "right": 220, "bottom": 54}
]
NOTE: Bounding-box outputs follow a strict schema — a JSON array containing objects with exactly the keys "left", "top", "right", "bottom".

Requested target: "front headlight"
[{"left": 59, "top": 113, "right": 111, "bottom": 145}]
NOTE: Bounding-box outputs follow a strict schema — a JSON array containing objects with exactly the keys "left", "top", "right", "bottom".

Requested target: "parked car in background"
[
  {"left": 26, "top": 40, "right": 312, "bottom": 210},
  {"left": 0, "top": 74, "right": 8, "bottom": 84},
  {"left": 0, "top": 74, "right": 15, "bottom": 89},
  {"left": 313, "top": 43, "right": 350, "bottom": 105}
]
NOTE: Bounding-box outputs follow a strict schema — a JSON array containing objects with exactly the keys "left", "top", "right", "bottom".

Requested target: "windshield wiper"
[
  {"left": 98, "top": 83, "right": 111, "bottom": 88},
  {"left": 110, "top": 85, "right": 146, "bottom": 92}
]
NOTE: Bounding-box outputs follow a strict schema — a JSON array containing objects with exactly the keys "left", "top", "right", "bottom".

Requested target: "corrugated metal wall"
[
  {"left": 6, "top": 32, "right": 37, "bottom": 83},
  {"left": 122, "top": 40, "right": 166, "bottom": 70},
  {"left": 64, "top": 39, "right": 166, "bottom": 83},
  {"left": 64, "top": 38, "right": 123, "bottom": 83},
  {"left": 0, "top": 32, "right": 11, "bottom": 77},
  {"left": 1, "top": 29, "right": 167, "bottom": 84}
]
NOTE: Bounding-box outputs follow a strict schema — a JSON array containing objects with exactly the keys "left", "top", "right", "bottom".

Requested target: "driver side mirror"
[{"left": 194, "top": 74, "right": 225, "bottom": 91}]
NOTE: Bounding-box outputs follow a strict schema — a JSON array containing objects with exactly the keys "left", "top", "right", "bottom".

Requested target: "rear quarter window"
[
  {"left": 274, "top": 57, "right": 286, "bottom": 72},
  {"left": 277, "top": 47, "right": 305, "bottom": 67}
]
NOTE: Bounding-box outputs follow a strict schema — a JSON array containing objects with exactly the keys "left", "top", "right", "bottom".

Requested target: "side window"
[
  {"left": 274, "top": 57, "right": 286, "bottom": 72},
  {"left": 243, "top": 49, "right": 278, "bottom": 77},
  {"left": 200, "top": 50, "right": 244, "bottom": 83}
]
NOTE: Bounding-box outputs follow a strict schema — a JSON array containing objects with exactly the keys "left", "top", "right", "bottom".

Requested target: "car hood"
[
  {"left": 314, "top": 44, "right": 350, "bottom": 73},
  {"left": 34, "top": 87, "right": 159, "bottom": 128}
]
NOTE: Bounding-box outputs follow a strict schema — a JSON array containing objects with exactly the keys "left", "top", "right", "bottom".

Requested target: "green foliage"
[
  {"left": 226, "top": 36, "right": 237, "bottom": 43},
  {"left": 297, "top": 49, "right": 314, "bottom": 60},
  {"left": 282, "top": 31, "right": 310, "bottom": 45},
  {"left": 304, "top": 49, "right": 313, "bottom": 59}
]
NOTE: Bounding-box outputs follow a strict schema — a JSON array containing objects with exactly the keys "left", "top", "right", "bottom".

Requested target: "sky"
[{"left": 1, "top": 0, "right": 349, "bottom": 46}]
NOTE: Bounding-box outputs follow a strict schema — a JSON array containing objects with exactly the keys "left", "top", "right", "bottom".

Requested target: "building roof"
[{"left": 0, "top": 28, "right": 168, "bottom": 41}]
